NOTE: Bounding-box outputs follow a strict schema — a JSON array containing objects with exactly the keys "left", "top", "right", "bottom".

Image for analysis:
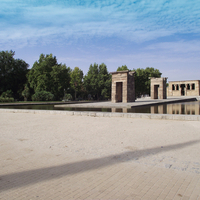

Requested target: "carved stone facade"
[
  {"left": 168, "top": 80, "right": 200, "bottom": 97},
  {"left": 111, "top": 70, "right": 135, "bottom": 103},
  {"left": 150, "top": 77, "right": 168, "bottom": 99}
]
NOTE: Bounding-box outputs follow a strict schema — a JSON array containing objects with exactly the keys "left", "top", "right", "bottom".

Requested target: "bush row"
[
  {"left": 0, "top": 97, "right": 14, "bottom": 102},
  {"left": 32, "top": 91, "right": 54, "bottom": 101}
]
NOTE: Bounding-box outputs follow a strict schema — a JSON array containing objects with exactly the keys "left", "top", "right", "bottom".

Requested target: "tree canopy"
[
  {"left": 84, "top": 63, "right": 111, "bottom": 100},
  {"left": 27, "top": 53, "right": 71, "bottom": 100},
  {"left": 134, "top": 67, "right": 162, "bottom": 97},
  {"left": 0, "top": 50, "right": 29, "bottom": 100},
  {"left": 117, "top": 65, "right": 129, "bottom": 71},
  {"left": 0, "top": 50, "right": 163, "bottom": 102},
  {"left": 116, "top": 65, "right": 162, "bottom": 98},
  {"left": 70, "top": 67, "right": 84, "bottom": 100}
]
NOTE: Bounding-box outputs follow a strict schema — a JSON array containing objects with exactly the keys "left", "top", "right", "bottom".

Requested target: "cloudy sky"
[{"left": 1, "top": 0, "right": 200, "bottom": 81}]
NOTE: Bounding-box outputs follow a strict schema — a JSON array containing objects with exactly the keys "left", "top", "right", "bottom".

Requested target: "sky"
[{"left": 0, "top": 0, "right": 200, "bottom": 81}]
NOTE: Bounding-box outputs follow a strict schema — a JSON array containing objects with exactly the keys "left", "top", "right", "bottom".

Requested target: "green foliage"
[
  {"left": 0, "top": 97, "right": 14, "bottom": 102},
  {"left": 98, "top": 63, "right": 111, "bottom": 99},
  {"left": 64, "top": 93, "right": 72, "bottom": 101},
  {"left": 134, "top": 67, "right": 162, "bottom": 97},
  {"left": 84, "top": 63, "right": 99, "bottom": 99},
  {"left": 0, "top": 50, "right": 163, "bottom": 102},
  {"left": 22, "top": 85, "right": 30, "bottom": 101},
  {"left": 117, "top": 65, "right": 129, "bottom": 71},
  {"left": 1, "top": 90, "right": 13, "bottom": 98},
  {"left": 32, "top": 91, "right": 54, "bottom": 101},
  {"left": 27, "top": 54, "right": 71, "bottom": 100},
  {"left": 70, "top": 67, "right": 83, "bottom": 99},
  {"left": 84, "top": 63, "right": 111, "bottom": 100},
  {"left": 50, "top": 64, "right": 71, "bottom": 100},
  {"left": 0, "top": 90, "right": 14, "bottom": 102},
  {"left": 0, "top": 50, "right": 29, "bottom": 100}
]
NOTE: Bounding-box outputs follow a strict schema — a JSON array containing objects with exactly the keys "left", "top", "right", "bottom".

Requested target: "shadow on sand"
[{"left": 0, "top": 140, "right": 199, "bottom": 191}]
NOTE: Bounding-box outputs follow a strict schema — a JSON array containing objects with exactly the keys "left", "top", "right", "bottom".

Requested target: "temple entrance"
[
  {"left": 150, "top": 77, "right": 168, "bottom": 99},
  {"left": 154, "top": 85, "right": 159, "bottom": 99},
  {"left": 111, "top": 71, "right": 135, "bottom": 103},
  {"left": 116, "top": 82, "right": 123, "bottom": 102},
  {"left": 181, "top": 84, "right": 185, "bottom": 96}
]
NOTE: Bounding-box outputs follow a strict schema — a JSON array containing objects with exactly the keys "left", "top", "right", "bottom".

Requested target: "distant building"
[
  {"left": 168, "top": 80, "right": 200, "bottom": 97},
  {"left": 150, "top": 77, "right": 168, "bottom": 99},
  {"left": 110, "top": 70, "right": 135, "bottom": 103}
]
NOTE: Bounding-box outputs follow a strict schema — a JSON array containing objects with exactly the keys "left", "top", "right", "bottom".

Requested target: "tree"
[
  {"left": 117, "top": 65, "right": 129, "bottom": 71},
  {"left": 27, "top": 54, "right": 71, "bottom": 100},
  {"left": 84, "top": 63, "right": 111, "bottom": 100},
  {"left": 50, "top": 64, "right": 71, "bottom": 100},
  {"left": 0, "top": 50, "right": 29, "bottom": 100},
  {"left": 22, "top": 85, "right": 30, "bottom": 101},
  {"left": 64, "top": 93, "right": 72, "bottom": 101},
  {"left": 98, "top": 63, "right": 111, "bottom": 99},
  {"left": 1, "top": 90, "right": 13, "bottom": 98},
  {"left": 32, "top": 91, "right": 54, "bottom": 101},
  {"left": 134, "top": 67, "right": 162, "bottom": 97},
  {"left": 70, "top": 67, "right": 83, "bottom": 100}
]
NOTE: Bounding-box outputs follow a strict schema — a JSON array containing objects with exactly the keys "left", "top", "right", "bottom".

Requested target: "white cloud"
[
  {"left": 0, "top": 0, "right": 200, "bottom": 48},
  {"left": 1, "top": 0, "right": 200, "bottom": 81},
  {"left": 145, "top": 40, "right": 200, "bottom": 55}
]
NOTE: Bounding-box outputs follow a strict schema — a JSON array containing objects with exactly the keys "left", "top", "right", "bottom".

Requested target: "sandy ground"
[
  {"left": 1, "top": 112, "right": 200, "bottom": 171},
  {"left": 0, "top": 112, "right": 200, "bottom": 199}
]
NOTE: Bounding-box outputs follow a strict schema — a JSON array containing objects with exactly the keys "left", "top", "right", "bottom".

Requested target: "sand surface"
[
  {"left": 1, "top": 112, "right": 200, "bottom": 172},
  {"left": 0, "top": 112, "right": 200, "bottom": 199}
]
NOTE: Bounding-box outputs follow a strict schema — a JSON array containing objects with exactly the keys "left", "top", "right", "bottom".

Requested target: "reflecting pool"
[{"left": 0, "top": 101, "right": 200, "bottom": 115}]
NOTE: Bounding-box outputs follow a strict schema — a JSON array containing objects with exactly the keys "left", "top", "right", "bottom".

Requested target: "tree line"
[{"left": 0, "top": 50, "right": 162, "bottom": 102}]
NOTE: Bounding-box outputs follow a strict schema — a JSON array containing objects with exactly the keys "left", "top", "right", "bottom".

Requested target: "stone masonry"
[
  {"left": 168, "top": 80, "right": 200, "bottom": 97},
  {"left": 111, "top": 70, "right": 135, "bottom": 103},
  {"left": 150, "top": 77, "right": 168, "bottom": 99}
]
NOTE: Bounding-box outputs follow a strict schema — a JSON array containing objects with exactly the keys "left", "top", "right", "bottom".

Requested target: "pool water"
[{"left": 1, "top": 101, "right": 200, "bottom": 115}]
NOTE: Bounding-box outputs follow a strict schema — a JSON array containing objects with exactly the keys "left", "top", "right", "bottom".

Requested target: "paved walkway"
[{"left": 0, "top": 112, "right": 200, "bottom": 199}]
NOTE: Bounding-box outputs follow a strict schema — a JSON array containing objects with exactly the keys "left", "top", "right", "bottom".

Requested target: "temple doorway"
[
  {"left": 154, "top": 85, "right": 159, "bottom": 99},
  {"left": 116, "top": 82, "right": 123, "bottom": 102},
  {"left": 150, "top": 77, "right": 168, "bottom": 99},
  {"left": 181, "top": 84, "right": 185, "bottom": 96}
]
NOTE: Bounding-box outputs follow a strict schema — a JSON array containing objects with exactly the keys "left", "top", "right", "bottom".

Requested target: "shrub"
[
  {"left": 32, "top": 91, "right": 54, "bottom": 101},
  {"left": 22, "top": 86, "right": 30, "bottom": 101},
  {"left": 0, "top": 97, "right": 14, "bottom": 102},
  {"left": 0, "top": 90, "right": 14, "bottom": 102},
  {"left": 64, "top": 93, "right": 72, "bottom": 101},
  {"left": 1, "top": 90, "right": 13, "bottom": 98}
]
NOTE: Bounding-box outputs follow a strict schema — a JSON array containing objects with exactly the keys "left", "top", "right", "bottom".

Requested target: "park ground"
[{"left": 0, "top": 111, "right": 200, "bottom": 199}]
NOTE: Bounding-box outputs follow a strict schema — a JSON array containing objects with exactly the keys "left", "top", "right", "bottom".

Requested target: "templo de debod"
[
  {"left": 168, "top": 80, "right": 200, "bottom": 97},
  {"left": 111, "top": 70, "right": 135, "bottom": 103},
  {"left": 111, "top": 70, "right": 200, "bottom": 103},
  {"left": 150, "top": 77, "right": 168, "bottom": 99},
  {"left": 111, "top": 70, "right": 168, "bottom": 102}
]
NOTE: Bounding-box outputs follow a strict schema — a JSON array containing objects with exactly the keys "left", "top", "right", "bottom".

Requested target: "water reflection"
[
  {"left": 111, "top": 108, "right": 128, "bottom": 113},
  {"left": 129, "top": 101, "right": 200, "bottom": 115},
  {"left": 0, "top": 101, "right": 200, "bottom": 115}
]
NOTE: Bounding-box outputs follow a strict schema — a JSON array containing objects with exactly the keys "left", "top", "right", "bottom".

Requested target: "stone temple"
[
  {"left": 111, "top": 70, "right": 169, "bottom": 102},
  {"left": 168, "top": 80, "right": 200, "bottom": 97},
  {"left": 111, "top": 70, "right": 199, "bottom": 103},
  {"left": 150, "top": 77, "right": 168, "bottom": 99},
  {"left": 110, "top": 70, "right": 135, "bottom": 103}
]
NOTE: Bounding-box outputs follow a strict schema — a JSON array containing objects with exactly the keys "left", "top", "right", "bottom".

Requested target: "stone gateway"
[
  {"left": 150, "top": 77, "right": 168, "bottom": 99},
  {"left": 111, "top": 70, "right": 135, "bottom": 103}
]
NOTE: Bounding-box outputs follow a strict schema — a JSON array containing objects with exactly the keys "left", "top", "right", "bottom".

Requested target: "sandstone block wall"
[
  {"left": 168, "top": 80, "right": 200, "bottom": 97},
  {"left": 111, "top": 71, "right": 135, "bottom": 103},
  {"left": 150, "top": 77, "right": 168, "bottom": 99}
]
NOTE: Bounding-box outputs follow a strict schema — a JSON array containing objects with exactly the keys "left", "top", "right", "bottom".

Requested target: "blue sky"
[{"left": 1, "top": 0, "right": 200, "bottom": 81}]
